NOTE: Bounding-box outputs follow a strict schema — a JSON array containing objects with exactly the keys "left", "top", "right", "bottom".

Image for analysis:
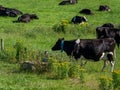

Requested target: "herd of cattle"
[
  {"left": 51, "top": 1, "right": 120, "bottom": 72},
  {"left": 0, "top": 5, "right": 39, "bottom": 23},
  {"left": 59, "top": 0, "right": 111, "bottom": 24},
  {"left": 0, "top": 1, "right": 119, "bottom": 72}
]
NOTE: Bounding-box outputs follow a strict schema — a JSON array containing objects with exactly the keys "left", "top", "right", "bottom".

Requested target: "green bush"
[
  {"left": 68, "top": 62, "right": 80, "bottom": 78},
  {"left": 52, "top": 20, "right": 69, "bottom": 33},
  {"left": 112, "top": 70, "right": 120, "bottom": 89},
  {"left": 50, "top": 61, "right": 70, "bottom": 79},
  {"left": 14, "top": 41, "right": 27, "bottom": 62},
  {"left": 99, "top": 76, "right": 113, "bottom": 90}
]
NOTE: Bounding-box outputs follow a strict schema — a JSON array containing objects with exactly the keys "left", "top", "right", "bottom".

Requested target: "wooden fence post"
[{"left": 1, "top": 38, "right": 4, "bottom": 51}]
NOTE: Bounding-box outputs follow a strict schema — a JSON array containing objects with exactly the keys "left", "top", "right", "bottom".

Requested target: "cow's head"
[
  {"left": 96, "top": 27, "right": 109, "bottom": 39},
  {"left": 52, "top": 38, "right": 64, "bottom": 51},
  {"left": 30, "top": 14, "right": 39, "bottom": 19}
]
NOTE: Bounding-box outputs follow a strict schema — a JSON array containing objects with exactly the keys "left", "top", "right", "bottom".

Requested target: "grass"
[{"left": 0, "top": 0, "right": 120, "bottom": 89}]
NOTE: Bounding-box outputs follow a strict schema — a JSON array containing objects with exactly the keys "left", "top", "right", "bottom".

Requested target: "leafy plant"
[
  {"left": 99, "top": 76, "right": 113, "bottom": 90},
  {"left": 112, "top": 70, "right": 120, "bottom": 89},
  {"left": 52, "top": 20, "right": 69, "bottom": 33}
]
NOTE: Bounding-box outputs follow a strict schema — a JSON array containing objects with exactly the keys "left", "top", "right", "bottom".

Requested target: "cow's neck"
[{"left": 63, "top": 40, "right": 75, "bottom": 56}]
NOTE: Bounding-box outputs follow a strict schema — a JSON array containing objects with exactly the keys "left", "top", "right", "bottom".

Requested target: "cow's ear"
[{"left": 62, "top": 38, "right": 64, "bottom": 40}]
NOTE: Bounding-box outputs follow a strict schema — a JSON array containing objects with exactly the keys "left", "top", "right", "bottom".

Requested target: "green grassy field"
[{"left": 0, "top": 0, "right": 120, "bottom": 89}]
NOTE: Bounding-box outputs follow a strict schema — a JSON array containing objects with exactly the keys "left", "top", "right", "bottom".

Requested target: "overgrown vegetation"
[{"left": 0, "top": 0, "right": 120, "bottom": 89}]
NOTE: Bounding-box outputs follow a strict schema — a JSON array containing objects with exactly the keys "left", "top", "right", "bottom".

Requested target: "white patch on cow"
[
  {"left": 75, "top": 39, "right": 80, "bottom": 44},
  {"left": 83, "top": 16, "right": 88, "bottom": 21},
  {"left": 108, "top": 52, "right": 113, "bottom": 55},
  {"left": 100, "top": 52, "right": 105, "bottom": 59},
  {"left": 100, "top": 52, "right": 114, "bottom": 60},
  {"left": 110, "top": 61, "right": 114, "bottom": 72},
  {"left": 70, "top": 0, "right": 72, "bottom": 3},
  {"left": 114, "top": 49, "right": 116, "bottom": 58}
]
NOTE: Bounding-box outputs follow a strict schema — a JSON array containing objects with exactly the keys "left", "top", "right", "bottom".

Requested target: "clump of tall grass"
[
  {"left": 52, "top": 20, "right": 69, "bottom": 33},
  {"left": 48, "top": 58, "right": 86, "bottom": 80},
  {"left": 99, "top": 76, "right": 113, "bottom": 90},
  {"left": 112, "top": 70, "right": 120, "bottom": 89}
]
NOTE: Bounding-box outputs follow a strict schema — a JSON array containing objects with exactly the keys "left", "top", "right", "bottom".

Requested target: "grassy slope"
[{"left": 0, "top": 0, "right": 120, "bottom": 89}]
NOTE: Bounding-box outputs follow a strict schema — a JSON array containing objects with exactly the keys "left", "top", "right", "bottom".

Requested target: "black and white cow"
[
  {"left": 71, "top": 16, "right": 87, "bottom": 24},
  {"left": 52, "top": 38, "right": 116, "bottom": 72},
  {"left": 99, "top": 5, "right": 111, "bottom": 11},
  {"left": 96, "top": 26, "right": 120, "bottom": 48}
]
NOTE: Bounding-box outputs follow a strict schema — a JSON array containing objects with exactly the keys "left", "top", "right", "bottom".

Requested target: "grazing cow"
[
  {"left": 99, "top": 5, "right": 110, "bottom": 11},
  {"left": 96, "top": 26, "right": 120, "bottom": 48},
  {"left": 79, "top": 9, "right": 94, "bottom": 15},
  {"left": 52, "top": 38, "right": 116, "bottom": 72},
  {"left": 71, "top": 16, "right": 87, "bottom": 24},
  {"left": 13, "top": 14, "right": 39, "bottom": 23},
  {"left": 59, "top": 0, "right": 77, "bottom": 5}
]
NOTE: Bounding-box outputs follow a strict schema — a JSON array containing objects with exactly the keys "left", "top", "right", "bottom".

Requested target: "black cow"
[
  {"left": 96, "top": 26, "right": 120, "bottom": 48},
  {"left": 52, "top": 38, "right": 116, "bottom": 72},
  {"left": 99, "top": 5, "right": 110, "bottom": 11},
  {"left": 71, "top": 16, "right": 87, "bottom": 24},
  {"left": 59, "top": 0, "right": 77, "bottom": 5},
  {"left": 59, "top": 0, "right": 71, "bottom": 5},
  {"left": 13, "top": 14, "right": 39, "bottom": 23},
  {"left": 0, "top": 5, "right": 22, "bottom": 17},
  {"left": 5, "top": 8, "right": 23, "bottom": 17},
  {"left": 79, "top": 9, "right": 94, "bottom": 15}
]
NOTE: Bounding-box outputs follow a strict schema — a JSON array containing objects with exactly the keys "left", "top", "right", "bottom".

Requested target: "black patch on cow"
[{"left": 79, "top": 9, "right": 93, "bottom": 15}]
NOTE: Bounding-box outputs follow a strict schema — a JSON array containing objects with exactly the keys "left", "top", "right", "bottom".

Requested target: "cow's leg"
[
  {"left": 80, "top": 59, "right": 87, "bottom": 66},
  {"left": 114, "top": 49, "right": 116, "bottom": 58},
  {"left": 83, "top": 60, "right": 87, "bottom": 65},
  {"left": 107, "top": 53, "right": 115, "bottom": 72},
  {"left": 80, "top": 59, "right": 83, "bottom": 66},
  {"left": 102, "top": 60, "right": 108, "bottom": 71}
]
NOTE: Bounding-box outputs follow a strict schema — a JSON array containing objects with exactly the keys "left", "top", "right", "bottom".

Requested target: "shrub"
[
  {"left": 49, "top": 58, "right": 85, "bottom": 79},
  {"left": 14, "top": 41, "right": 27, "bottom": 62},
  {"left": 112, "top": 70, "right": 120, "bottom": 89},
  {"left": 79, "top": 68, "right": 86, "bottom": 84},
  {"left": 68, "top": 62, "right": 80, "bottom": 78},
  {"left": 52, "top": 20, "right": 69, "bottom": 33},
  {"left": 99, "top": 76, "right": 113, "bottom": 90},
  {"left": 50, "top": 61, "right": 70, "bottom": 79}
]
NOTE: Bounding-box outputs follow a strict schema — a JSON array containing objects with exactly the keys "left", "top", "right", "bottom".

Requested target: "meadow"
[{"left": 0, "top": 0, "right": 120, "bottom": 89}]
